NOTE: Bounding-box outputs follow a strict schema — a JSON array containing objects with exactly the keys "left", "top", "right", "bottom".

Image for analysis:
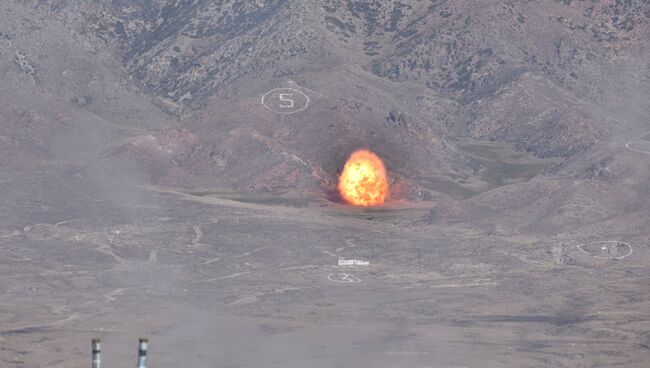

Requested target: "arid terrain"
[{"left": 1, "top": 1, "right": 649, "bottom": 367}]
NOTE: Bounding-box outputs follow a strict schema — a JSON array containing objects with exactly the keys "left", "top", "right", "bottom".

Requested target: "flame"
[{"left": 338, "top": 150, "right": 389, "bottom": 206}]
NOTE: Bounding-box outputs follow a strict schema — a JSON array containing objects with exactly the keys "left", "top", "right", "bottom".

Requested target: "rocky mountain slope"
[{"left": 1, "top": 0, "right": 649, "bottom": 231}]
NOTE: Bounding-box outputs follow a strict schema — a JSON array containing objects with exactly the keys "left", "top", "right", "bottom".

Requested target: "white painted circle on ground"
[
  {"left": 261, "top": 88, "right": 310, "bottom": 115},
  {"left": 625, "top": 141, "right": 650, "bottom": 155},
  {"left": 576, "top": 240, "right": 633, "bottom": 259},
  {"left": 327, "top": 273, "right": 361, "bottom": 283}
]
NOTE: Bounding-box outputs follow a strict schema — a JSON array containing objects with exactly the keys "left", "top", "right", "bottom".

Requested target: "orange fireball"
[{"left": 338, "top": 150, "right": 389, "bottom": 206}]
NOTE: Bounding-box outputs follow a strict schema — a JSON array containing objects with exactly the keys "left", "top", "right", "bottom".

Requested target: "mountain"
[
  {"left": 1, "top": 0, "right": 647, "bottom": 223},
  {"left": 8, "top": 0, "right": 643, "bottom": 221}
]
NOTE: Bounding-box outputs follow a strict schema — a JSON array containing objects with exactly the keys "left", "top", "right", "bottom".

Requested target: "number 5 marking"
[
  {"left": 279, "top": 94, "right": 294, "bottom": 108},
  {"left": 261, "top": 88, "right": 310, "bottom": 114}
]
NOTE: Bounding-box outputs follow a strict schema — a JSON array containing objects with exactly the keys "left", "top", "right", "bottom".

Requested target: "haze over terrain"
[{"left": 0, "top": 1, "right": 649, "bottom": 367}]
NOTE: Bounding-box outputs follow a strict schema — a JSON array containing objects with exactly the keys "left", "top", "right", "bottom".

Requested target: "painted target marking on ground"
[
  {"left": 327, "top": 273, "right": 361, "bottom": 283},
  {"left": 625, "top": 141, "right": 650, "bottom": 155},
  {"left": 261, "top": 88, "right": 310, "bottom": 114},
  {"left": 576, "top": 240, "right": 633, "bottom": 259}
]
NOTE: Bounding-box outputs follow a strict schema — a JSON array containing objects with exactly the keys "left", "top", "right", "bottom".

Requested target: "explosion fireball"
[{"left": 338, "top": 150, "right": 389, "bottom": 206}]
